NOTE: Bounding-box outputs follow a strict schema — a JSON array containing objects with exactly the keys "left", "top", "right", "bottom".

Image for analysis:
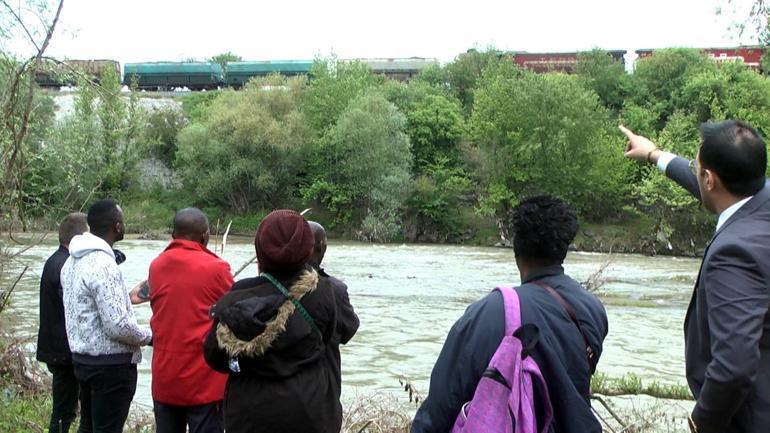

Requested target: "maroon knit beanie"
[{"left": 255, "top": 210, "right": 314, "bottom": 273}]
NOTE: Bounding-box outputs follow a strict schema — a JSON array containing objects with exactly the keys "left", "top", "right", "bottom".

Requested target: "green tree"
[
  {"left": 303, "top": 92, "right": 412, "bottom": 241},
  {"left": 680, "top": 61, "right": 770, "bottom": 134},
  {"left": 629, "top": 48, "right": 716, "bottom": 127},
  {"left": 406, "top": 157, "right": 472, "bottom": 242},
  {"left": 142, "top": 106, "right": 188, "bottom": 167},
  {"left": 445, "top": 48, "right": 509, "bottom": 113},
  {"left": 209, "top": 51, "right": 242, "bottom": 66},
  {"left": 210, "top": 51, "right": 243, "bottom": 81},
  {"left": 176, "top": 74, "right": 308, "bottom": 213},
  {"left": 471, "top": 64, "right": 631, "bottom": 226},
  {"left": 303, "top": 58, "right": 379, "bottom": 136},
  {"left": 405, "top": 94, "right": 465, "bottom": 174},
  {"left": 576, "top": 49, "right": 629, "bottom": 111}
]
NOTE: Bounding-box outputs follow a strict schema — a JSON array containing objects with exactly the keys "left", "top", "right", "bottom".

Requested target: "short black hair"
[
  {"left": 172, "top": 208, "right": 209, "bottom": 239},
  {"left": 512, "top": 195, "right": 578, "bottom": 265},
  {"left": 699, "top": 120, "right": 767, "bottom": 197},
  {"left": 87, "top": 198, "right": 121, "bottom": 236},
  {"left": 59, "top": 212, "right": 88, "bottom": 245}
]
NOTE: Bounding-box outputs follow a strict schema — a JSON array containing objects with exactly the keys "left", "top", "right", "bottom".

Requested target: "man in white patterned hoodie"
[{"left": 61, "top": 198, "right": 152, "bottom": 433}]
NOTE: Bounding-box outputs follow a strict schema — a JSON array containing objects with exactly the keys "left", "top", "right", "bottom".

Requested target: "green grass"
[{"left": 591, "top": 372, "right": 693, "bottom": 400}]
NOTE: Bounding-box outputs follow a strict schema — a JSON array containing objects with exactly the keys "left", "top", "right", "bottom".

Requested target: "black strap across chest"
[{"left": 531, "top": 281, "right": 596, "bottom": 372}]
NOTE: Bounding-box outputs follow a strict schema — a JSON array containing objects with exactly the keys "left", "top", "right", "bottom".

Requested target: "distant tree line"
[{"left": 8, "top": 48, "right": 770, "bottom": 247}]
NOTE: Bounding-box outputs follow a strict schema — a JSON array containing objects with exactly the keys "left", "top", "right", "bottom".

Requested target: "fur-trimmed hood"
[{"left": 214, "top": 269, "right": 319, "bottom": 357}]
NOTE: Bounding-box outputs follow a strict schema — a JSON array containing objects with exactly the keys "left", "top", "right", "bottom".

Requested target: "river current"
[{"left": 3, "top": 237, "right": 699, "bottom": 411}]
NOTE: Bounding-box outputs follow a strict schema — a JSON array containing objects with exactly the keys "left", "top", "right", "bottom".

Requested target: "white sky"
[{"left": 7, "top": 0, "right": 761, "bottom": 64}]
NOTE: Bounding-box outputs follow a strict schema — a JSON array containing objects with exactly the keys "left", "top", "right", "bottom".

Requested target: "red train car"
[
  {"left": 636, "top": 46, "right": 764, "bottom": 70},
  {"left": 511, "top": 50, "right": 626, "bottom": 73}
]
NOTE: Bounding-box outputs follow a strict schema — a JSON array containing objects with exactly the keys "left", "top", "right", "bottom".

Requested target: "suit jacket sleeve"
[
  {"left": 693, "top": 242, "right": 770, "bottom": 432},
  {"left": 329, "top": 276, "right": 359, "bottom": 344},
  {"left": 664, "top": 156, "right": 702, "bottom": 201},
  {"left": 410, "top": 292, "right": 504, "bottom": 433}
]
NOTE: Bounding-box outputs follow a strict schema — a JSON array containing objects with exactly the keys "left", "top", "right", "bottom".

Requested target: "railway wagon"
[
  {"left": 635, "top": 46, "right": 764, "bottom": 70},
  {"left": 224, "top": 60, "right": 313, "bottom": 87},
  {"left": 35, "top": 59, "right": 120, "bottom": 87},
  {"left": 363, "top": 57, "right": 438, "bottom": 80},
  {"left": 511, "top": 50, "right": 626, "bottom": 73},
  {"left": 123, "top": 62, "right": 224, "bottom": 90}
]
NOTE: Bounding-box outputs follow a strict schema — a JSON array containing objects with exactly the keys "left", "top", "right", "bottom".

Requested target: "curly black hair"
[{"left": 512, "top": 195, "right": 578, "bottom": 265}]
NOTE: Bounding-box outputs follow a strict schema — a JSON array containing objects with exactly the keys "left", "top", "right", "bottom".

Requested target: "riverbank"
[{"left": 3, "top": 210, "right": 710, "bottom": 258}]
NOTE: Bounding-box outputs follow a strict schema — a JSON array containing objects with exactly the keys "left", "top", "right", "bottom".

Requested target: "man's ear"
[{"left": 705, "top": 169, "right": 718, "bottom": 192}]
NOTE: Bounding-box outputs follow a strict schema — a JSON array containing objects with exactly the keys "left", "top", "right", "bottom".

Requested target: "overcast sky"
[{"left": 7, "top": 0, "right": 761, "bottom": 64}]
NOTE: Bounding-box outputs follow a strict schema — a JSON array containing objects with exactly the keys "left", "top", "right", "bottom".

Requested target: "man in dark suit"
[
  {"left": 621, "top": 121, "right": 770, "bottom": 433},
  {"left": 306, "top": 221, "right": 359, "bottom": 401}
]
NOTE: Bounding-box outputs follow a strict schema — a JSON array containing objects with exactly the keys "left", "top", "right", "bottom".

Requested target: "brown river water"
[{"left": 3, "top": 237, "right": 699, "bottom": 423}]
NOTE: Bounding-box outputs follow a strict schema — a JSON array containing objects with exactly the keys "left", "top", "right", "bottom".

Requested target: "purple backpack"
[{"left": 451, "top": 286, "right": 554, "bottom": 433}]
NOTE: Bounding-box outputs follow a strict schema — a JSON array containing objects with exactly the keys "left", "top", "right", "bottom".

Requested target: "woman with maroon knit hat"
[{"left": 203, "top": 210, "right": 340, "bottom": 433}]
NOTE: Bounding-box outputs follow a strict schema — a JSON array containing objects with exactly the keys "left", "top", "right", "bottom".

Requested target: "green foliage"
[
  {"left": 181, "top": 91, "right": 221, "bottom": 123},
  {"left": 407, "top": 158, "right": 472, "bottom": 242},
  {"left": 630, "top": 48, "right": 716, "bottom": 126},
  {"left": 576, "top": 49, "right": 629, "bottom": 111},
  {"left": 210, "top": 51, "right": 242, "bottom": 68},
  {"left": 445, "top": 48, "right": 509, "bottom": 113},
  {"left": 23, "top": 70, "right": 145, "bottom": 218},
  {"left": 141, "top": 106, "right": 188, "bottom": 166},
  {"left": 303, "top": 92, "right": 412, "bottom": 241},
  {"left": 0, "top": 392, "right": 51, "bottom": 432},
  {"left": 176, "top": 75, "right": 308, "bottom": 213},
  {"left": 304, "top": 58, "right": 379, "bottom": 136},
  {"left": 680, "top": 61, "right": 770, "bottom": 132},
  {"left": 471, "top": 66, "right": 632, "bottom": 221},
  {"left": 405, "top": 94, "right": 465, "bottom": 174},
  {"left": 591, "top": 372, "right": 692, "bottom": 400}
]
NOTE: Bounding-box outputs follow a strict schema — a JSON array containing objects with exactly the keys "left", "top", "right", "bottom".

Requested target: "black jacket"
[
  {"left": 203, "top": 266, "right": 340, "bottom": 433},
  {"left": 666, "top": 156, "right": 770, "bottom": 433},
  {"left": 411, "top": 265, "right": 608, "bottom": 433},
  {"left": 36, "top": 246, "right": 72, "bottom": 365}
]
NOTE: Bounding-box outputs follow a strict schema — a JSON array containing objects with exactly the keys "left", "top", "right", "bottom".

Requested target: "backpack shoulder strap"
[
  {"left": 494, "top": 286, "right": 521, "bottom": 337},
  {"left": 531, "top": 281, "right": 596, "bottom": 370}
]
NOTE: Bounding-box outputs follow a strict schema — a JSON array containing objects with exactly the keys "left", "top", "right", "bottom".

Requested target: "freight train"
[
  {"left": 35, "top": 46, "right": 765, "bottom": 90},
  {"left": 35, "top": 57, "right": 438, "bottom": 90}
]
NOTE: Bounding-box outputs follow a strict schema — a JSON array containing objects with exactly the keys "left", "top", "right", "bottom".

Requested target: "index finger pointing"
[{"left": 618, "top": 124, "right": 636, "bottom": 139}]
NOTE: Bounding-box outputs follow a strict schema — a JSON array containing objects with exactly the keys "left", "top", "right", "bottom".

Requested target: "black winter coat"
[
  {"left": 203, "top": 266, "right": 340, "bottom": 433},
  {"left": 36, "top": 246, "right": 72, "bottom": 365}
]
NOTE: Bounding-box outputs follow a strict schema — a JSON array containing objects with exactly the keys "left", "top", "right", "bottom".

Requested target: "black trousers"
[
  {"left": 73, "top": 363, "right": 137, "bottom": 433},
  {"left": 153, "top": 401, "right": 224, "bottom": 433},
  {"left": 46, "top": 364, "right": 79, "bottom": 433}
]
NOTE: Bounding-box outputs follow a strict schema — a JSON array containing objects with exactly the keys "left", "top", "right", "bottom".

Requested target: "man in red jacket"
[{"left": 138, "top": 208, "right": 234, "bottom": 433}]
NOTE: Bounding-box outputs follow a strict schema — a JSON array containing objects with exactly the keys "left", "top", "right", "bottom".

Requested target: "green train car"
[
  {"left": 123, "top": 62, "right": 224, "bottom": 90},
  {"left": 225, "top": 60, "right": 313, "bottom": 87}
]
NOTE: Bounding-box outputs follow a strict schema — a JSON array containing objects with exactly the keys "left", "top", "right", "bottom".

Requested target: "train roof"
[
  {"left": 635, "top": 45, "right": 766, "bottom": 53},
  {"left": 509, "top": 50, "right": 627, "bottom": 55},
  {"left": 123, "top": 62, "right": 223, "bottom": 74}
]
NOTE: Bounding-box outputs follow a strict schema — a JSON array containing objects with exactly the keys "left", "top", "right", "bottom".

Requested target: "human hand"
[
  {"left": 129, "top": 280, "right": 150, "bottom": 305},
  {"left": 619, "top": 125, "right": 659, "bottom": 163}
]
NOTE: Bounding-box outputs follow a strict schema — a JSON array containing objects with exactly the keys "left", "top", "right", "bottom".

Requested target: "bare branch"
[{"left": 0, "top": 0, "right": 41, "bottom": 52}]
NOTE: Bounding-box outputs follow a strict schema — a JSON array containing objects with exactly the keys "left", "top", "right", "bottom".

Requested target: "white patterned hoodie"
[{"left": 61, "top": 233, "right": 151, "bottom": 365}]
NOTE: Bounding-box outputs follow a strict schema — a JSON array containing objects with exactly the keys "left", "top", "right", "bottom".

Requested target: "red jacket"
[{"left": 148, "top": 239, "right": 233, "bottom": 405}]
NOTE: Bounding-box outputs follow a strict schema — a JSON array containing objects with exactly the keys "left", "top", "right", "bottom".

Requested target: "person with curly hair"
[{"left": 412, "top": 195, "right": 608, "bottom": 433}]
